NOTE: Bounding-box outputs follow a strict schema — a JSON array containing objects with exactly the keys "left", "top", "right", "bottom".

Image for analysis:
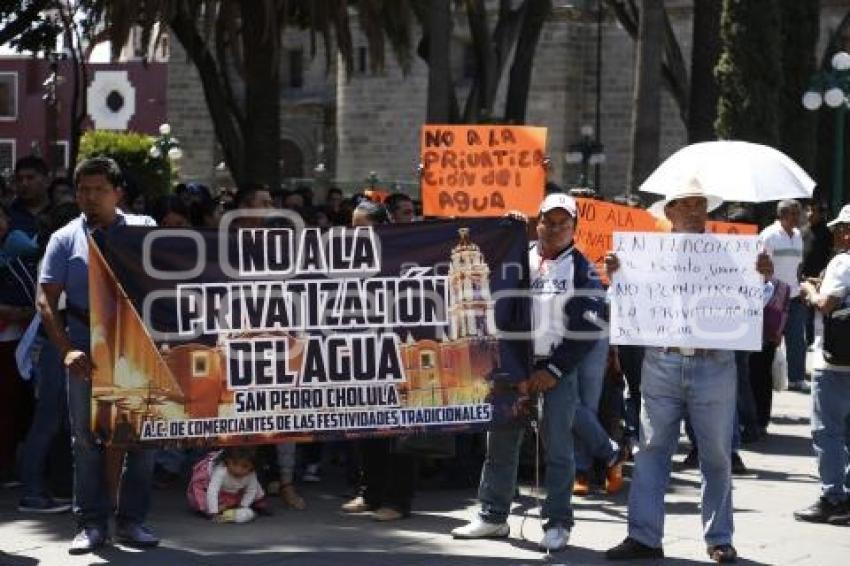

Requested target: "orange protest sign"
[
  {"left": 572, "top": 198, "right": 757, "bottom": 282},
  {"left": 706, "top": 221, "right": 758, "bottom": 235},
  {"left": 573, "top": 198, "right": 663, "bottom": 272},
  {"left": 421, "top": 124, "right": 547, "bottom": 217}
]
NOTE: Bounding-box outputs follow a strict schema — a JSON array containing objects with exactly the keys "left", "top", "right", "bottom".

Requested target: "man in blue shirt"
[{"left": 36, "top": 157, "right": 159, "bottom": 555}]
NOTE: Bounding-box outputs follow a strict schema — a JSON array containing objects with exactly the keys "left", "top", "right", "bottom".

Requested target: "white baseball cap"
[
  {"left": 539, "top": 193, "right": 577, "bottom": 216},
  {"left": 827, "top": 204, "right": 850, "bottom": 230}
]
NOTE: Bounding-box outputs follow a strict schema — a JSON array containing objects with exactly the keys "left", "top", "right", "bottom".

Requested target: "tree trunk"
[
  {"left": 503, "top": 0, "right": 551, "bottom": 124},
  {"left": 778, "top": 0, "right": 819, "bottom": 173},
  {"left": 687, "top": 0, "right": 721, "bottom": 142},
  {"left": 241, "top": 5, "right": 281, "bottom": 188},
  {"left": 169, "top": 7, "right": 246, "bottom": 185},
  {"left": 627, "top": 0, "right": 664, "bottom": 192},
  {"left": 426, "top": 0, "right": 453, "bottom": 122}
]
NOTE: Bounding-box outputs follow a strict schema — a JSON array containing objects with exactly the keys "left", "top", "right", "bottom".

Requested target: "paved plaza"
[{"left": 1, "top": 390, "right": 847, "bottom": 565}]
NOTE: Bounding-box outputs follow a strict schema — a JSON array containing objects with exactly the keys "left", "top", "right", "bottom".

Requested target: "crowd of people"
[{"left": 1, "top": 154, "right": 848, "bottom": 562}]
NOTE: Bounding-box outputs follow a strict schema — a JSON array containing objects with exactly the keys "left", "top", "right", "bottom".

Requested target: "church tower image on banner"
[{"left": 399, "top": 228, "right": 501, "bottom": 408}]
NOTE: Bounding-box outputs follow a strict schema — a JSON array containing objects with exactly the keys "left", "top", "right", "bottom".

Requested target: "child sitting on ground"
[{"left": 187, "top": 447, "right": 267, "bottom": 523}]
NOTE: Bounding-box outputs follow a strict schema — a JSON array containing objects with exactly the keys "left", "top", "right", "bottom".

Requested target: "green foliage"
[
  {"left": 78, "top": 130, "right": 172, "bottom": 198},
  {"left": 0, "top": 0, "right": 61, "bottom": 54},
  {"left": 715, "top": 0, "right": 783, "bottom": 145}
]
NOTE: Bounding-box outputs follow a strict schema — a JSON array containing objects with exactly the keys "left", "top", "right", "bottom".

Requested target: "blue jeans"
[
  {"left": 574, "top": 337, "right": 617, "bottom": 472},
  {"left": 785, "top": 298, "right": 807, "bottom": 385},
  {"left": 20, "top": 342, "right": 69, "bottom": 499},
  {"left": 478, "top": 369, "right": 578, "bottom": 529},
  {"left": 811, "top": 368, "right": 850, "bottom": 504},
  {"left": 628, "top": 349, "right": 736, "bottom": 548},
  {"left": 67, "top": 370, "right": 155, "bottom": 528}
]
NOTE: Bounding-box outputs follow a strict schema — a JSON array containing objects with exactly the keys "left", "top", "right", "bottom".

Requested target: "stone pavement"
[{"left": 1, "top": 389, "right": 848, "bottom": 566}]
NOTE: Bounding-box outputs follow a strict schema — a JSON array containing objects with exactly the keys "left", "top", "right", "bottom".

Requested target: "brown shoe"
[
  {"left": 573, "top": 474, "right": 590, "bottom": 496},
  {"left": 280, "top": 483, "right": 306, "bottom": 510},
  {"left": 606, "top": 463, "right": 624, "bottom": 494}
]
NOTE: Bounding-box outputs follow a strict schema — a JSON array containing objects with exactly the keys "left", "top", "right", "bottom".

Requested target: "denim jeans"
[
  {"left": 574, "top": 337, "right": 617, "bottom": 472},
  {"left": 67, "top": 370, "right": 154, "bottom": 528},
  {"left": 478, "top": 368, "right": 578, "bottom": 529},
  {"left": 811, "top": 368, "right": 850, "bottom": 504},
  {"left": 20, "top": 342, "right": 70, "bottom": 499},
  {"left": 785, "top": 298, "right": 807, "bottom": 384},
  {"left": 628, "top": 349, "right": 736, "bottom": 548}
]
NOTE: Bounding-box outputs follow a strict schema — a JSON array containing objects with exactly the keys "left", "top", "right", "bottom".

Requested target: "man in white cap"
[
  {"left": 451, "top": 191, "right": 606, "bottom": 552},
  {"left": 603, "top": 179, "right": 773, "bottom": 563},
  {"left": 795, "top": 204, "right": 850, "bottom": 525}
]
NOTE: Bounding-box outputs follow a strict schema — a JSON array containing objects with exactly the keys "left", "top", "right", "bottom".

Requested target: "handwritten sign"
[
  {"left": 609, "top": 232, "right": 763, "bottom": 351},
  {"left": 421, "top": 125, "right": 547, "bottom": 217},
  {"left": 573, "top": 198, "right": 758, "bottom": 283}
]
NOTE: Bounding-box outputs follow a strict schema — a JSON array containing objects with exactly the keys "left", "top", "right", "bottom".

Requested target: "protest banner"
[
  {"left": 421, "top": 124, "right": 547, "bottom": 217},
  {"left": 609, "top": 232, "right": 763, "bottom": 351},
  {"left": 87, "top": 219, "right": 531, "bottom": 447},
  {"left": 572, "top": 198, "right": 758, "bottom": 282}
]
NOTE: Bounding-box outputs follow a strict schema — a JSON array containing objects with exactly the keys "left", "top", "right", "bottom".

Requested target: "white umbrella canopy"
[{"left": 639, "top": 141, "right": 816, "bottom": 203}]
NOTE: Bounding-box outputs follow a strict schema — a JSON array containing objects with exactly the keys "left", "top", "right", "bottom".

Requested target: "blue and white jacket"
[{"left": 529, "top": 241, "right": 606, "bottom": 380}]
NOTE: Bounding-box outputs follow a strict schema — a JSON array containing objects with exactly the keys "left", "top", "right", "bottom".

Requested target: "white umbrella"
[{"left": 639, "top": 141, "right": 816, "bottom": 203}]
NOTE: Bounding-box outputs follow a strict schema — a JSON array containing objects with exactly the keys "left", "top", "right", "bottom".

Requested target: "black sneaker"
[
  {"left": 731, "top": 453, "right": 749, "bottom": 475},
  {"left": 605, "top": 537, "right": 664, "bottom": 560},
  {"left": 793, "top": 497, "right": 850, "bottom": 524},
  {"left": 707, "top": 543, "right": 738, "bottom": 563},
  {"left": 18, "top": 496, "right": 71, "bottom": 514}
]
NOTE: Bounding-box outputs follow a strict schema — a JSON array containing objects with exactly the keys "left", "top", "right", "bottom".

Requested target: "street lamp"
[
  {"left": 564, "top": 124, "right": 605, "bottom": 190},
  {"left": 802, "top": 50, "right": 850, "bottom": 215},
  {"left": 150, "top": 123, "right": 183, "bottom": 161}
]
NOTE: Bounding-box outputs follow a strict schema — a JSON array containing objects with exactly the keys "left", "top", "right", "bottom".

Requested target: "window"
[
  {"left": 288, "top": 49, "right": 304, "bottom": 88},
  {"left": 191, "top": 351, "right": 210, "bottom": 378},
  {"left": 0, "top": 73, "right": 18, "bottom": 119},
  {"left": 420, "top": 351, "right": 436, "bottom": 369},
  {"left": 0, "top": 139, "right": 15, "bottom": 173},
  {"left": 49, "top": 141, "right": 69, "bottom": 171}
]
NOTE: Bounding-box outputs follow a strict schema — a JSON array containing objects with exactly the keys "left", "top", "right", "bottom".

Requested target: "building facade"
[{"left": 164, "top": 1, "right": 850, "bottom": 199}]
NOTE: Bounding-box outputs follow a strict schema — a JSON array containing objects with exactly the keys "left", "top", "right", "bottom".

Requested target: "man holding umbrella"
[{"left": 603, "top": 179, "right": 773, "bottom": 563}]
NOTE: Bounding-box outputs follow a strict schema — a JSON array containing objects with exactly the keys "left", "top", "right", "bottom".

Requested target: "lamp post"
[
  {"left": 564, "top": 125, "right": 605, "bottom": 190},
  {"left": 802, "top": 50, "right": 850, "bottom": 215},
  {"left": 150, "top": 123, "right": 183, "bottom": 186},
  {"left": 43, "top": 51, "right": 67, "bottom": 175}
]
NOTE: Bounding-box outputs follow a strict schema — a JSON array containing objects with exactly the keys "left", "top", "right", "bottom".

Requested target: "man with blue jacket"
[{"left": 452, "top": 192, "right": 605, "bottom": 552}]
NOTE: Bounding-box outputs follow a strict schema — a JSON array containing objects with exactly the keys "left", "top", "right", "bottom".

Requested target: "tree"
[
  {"left": 415, "top": 0, "right": 553, "bottom": 125},
  {"left": 715, "top": 0, "right": 782, "bottom": 145},
  {"left": 627, "top": 0, "right": 664, "bottom": 192},
  {"left": 603, "top": 0, "right": 689, "bottom": 125},
  {"left": 777, "top": 0, "right": 819, "bottom": 172},
  {"left": 0, "top": 0, "right": 55, "bottom": 49},
  {"left": 687, "top": 0, "right": 721, "bottom": 143},
  {"left": 98, "top": 0, "right": 415, "bottom": 189}
]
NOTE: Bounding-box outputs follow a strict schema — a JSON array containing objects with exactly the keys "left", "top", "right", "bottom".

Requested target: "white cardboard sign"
[{"left": 609, "top": 232, "right": 763, "bottom": 351}]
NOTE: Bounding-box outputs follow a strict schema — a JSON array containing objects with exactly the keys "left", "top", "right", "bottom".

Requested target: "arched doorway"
[{"left": 280, "top": 139, "right": 304, "bottom": 178}]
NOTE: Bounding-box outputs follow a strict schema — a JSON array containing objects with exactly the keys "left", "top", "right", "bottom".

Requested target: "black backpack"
[{"left": 822, "top": 256, "right": 850, "bottom": 366}]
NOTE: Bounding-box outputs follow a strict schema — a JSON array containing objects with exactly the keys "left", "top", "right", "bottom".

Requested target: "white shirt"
[
  {"left": 814, "top": 252, "right": 850, "bottom": 372},
  {"left": 529, "top": 242, "right": 574, "bottom": 358},
  {"left": 206, "top": 462, "right": 262, "bottom": 514},
  {"left": 760, "top": 221, "right": 803, "bottom": 297}
]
